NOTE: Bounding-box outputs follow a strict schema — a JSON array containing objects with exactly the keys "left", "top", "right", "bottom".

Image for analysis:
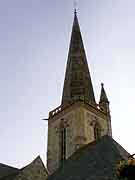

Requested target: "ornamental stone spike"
[{"left": 99, "top": 83, "right": 110, "bottom": 113}]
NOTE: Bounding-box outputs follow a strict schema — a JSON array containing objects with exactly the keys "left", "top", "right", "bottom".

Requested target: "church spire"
[
  {"left": 99, "top": 83, "right": 110, "bottom": 113},
  {"left": 61, "top": 11, "right": 96, "bottom": 107}
]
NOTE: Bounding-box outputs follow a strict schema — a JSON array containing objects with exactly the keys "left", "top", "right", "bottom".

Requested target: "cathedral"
[{"left": 0, "top": 11, "right": 132, "bottom": 180}]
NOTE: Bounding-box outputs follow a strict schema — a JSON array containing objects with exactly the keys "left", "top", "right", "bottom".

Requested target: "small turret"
[{"left": 99, "top": 83, "right": 110, "bottom": 113}]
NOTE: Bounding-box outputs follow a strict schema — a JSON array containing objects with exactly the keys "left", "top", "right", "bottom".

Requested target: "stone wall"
[{"left": 47, "top": 101, "right": 111, "bottom": 174}]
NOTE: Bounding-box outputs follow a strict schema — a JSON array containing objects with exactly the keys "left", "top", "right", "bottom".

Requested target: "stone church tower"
[{"left": 47, "top": 11, "right": 112, "bottom": 174}]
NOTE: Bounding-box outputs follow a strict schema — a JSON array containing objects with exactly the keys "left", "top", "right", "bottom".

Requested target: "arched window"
[{"left": 94, "top": 123, "right": 101, "bottom": 140}]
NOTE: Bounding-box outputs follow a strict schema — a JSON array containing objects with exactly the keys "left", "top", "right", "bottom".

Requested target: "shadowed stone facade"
[
  {"left": 1, "top": 9, "right": 130, "bottom": 180},
  {"left": 47, "top": 11, "right": 112, "bottom": 174}
]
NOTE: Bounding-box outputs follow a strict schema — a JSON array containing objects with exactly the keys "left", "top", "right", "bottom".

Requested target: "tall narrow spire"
[{"left": 61, "top": 12, "right": 96, "bottom": 107}]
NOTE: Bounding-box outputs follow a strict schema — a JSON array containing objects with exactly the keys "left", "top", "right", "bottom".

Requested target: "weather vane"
[{"left": 74, "top": 0, "right": 78, "bottom": 14}]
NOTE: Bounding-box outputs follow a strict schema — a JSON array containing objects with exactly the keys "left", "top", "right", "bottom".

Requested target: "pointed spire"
[
  {"left": 61, "top": 11, "right": 96, "bottom": 107},
  {"left": 99, "top": 83, "right": 110, "bottom": 113}
]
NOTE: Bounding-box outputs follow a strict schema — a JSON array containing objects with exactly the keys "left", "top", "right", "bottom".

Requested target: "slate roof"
[
  {"left": 48, "top": 135, "right": 130, "bottom": 180},
  {"left": 0, "top": 163, "right": 19, "bottom": 180}
]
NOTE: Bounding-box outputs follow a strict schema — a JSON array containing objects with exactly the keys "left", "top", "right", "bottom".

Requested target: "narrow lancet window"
[{"left": 60, "top": 119, "right": 67, "bottom": 165}]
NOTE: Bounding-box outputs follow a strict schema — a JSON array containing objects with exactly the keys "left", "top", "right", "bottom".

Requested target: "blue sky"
[{"left": 0, "top": 0, "right": 135, "bottom": 168}]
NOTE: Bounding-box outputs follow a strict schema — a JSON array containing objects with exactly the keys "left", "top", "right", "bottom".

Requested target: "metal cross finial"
[
  {"left": 74, "top": 8, "right": 77, "bottom": 15},
  {"left": 74, "top": 0, "right": 78, "bottom": 15},
  {"left": 101, "top": 83, "right": 104, "bottom": 87}
]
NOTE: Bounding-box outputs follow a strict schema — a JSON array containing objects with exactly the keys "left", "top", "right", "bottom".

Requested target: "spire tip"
[
  {"left": 74, "top": 0, "right": 78, "bottom": 16},
  {"left": 74, "top": 8, "right": 77, "bottom": 15},
  {"left": 101, "top": 83, "right": 104, "bottom": 87}
]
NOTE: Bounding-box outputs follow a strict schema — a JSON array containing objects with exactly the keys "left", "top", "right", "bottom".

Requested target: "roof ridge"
[{"left": 0, "top": 163, "right": 18, "bottom": 170}]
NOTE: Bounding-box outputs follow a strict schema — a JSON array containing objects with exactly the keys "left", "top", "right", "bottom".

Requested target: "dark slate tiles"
[{"left": 48, "top": 135, "right": 130, "bottom": 180}]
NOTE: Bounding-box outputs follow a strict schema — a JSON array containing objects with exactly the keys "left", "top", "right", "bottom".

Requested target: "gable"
[{"left": 14, "top": 156, "right": 49, "bottom": 180}]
